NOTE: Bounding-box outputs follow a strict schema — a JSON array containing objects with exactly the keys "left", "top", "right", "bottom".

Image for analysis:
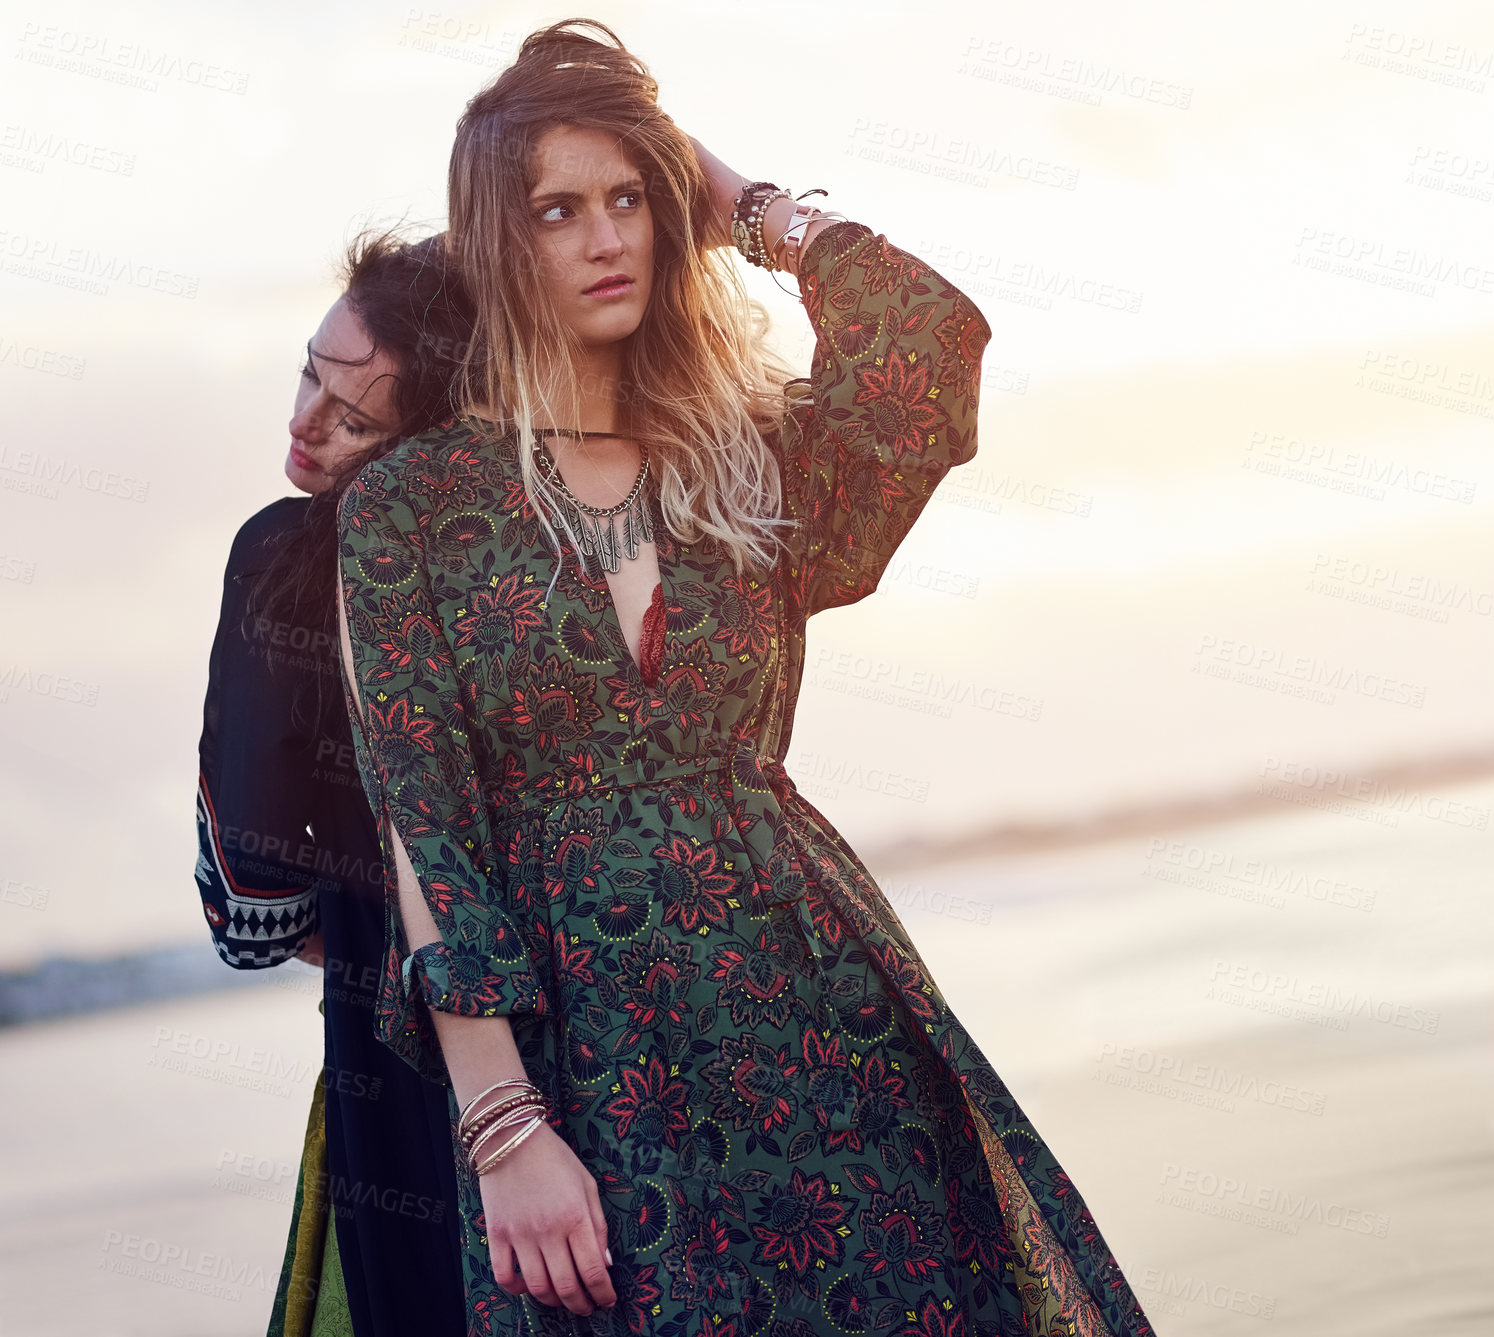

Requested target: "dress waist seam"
[{"left": 486, "top": 740, "right": 792, "bottom": 818}]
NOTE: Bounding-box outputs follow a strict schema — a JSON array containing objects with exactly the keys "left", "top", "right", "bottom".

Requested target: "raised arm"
[
  {"left": 690, "top": 139, "right": 993, "bottom": 620},
  {"left": 776, "top": 220, "right": 991, "bottom": 618}
]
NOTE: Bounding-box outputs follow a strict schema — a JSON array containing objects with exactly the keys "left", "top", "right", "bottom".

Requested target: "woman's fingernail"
[{"left": 605, "top": 1247, "right": 613, "bottom": 1265}]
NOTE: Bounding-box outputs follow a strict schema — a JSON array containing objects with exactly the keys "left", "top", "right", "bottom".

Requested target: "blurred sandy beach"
[{"left": 2, "top": 777, "right": 1489, "bottom": 1334}]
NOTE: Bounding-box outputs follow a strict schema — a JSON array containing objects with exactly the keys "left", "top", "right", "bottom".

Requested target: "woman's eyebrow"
[
  {"left": 306, "top": 340, "right": 379, "bottom": 423},
  {"left": 528, "top": 176, "right": 644, "bottom": 206}
]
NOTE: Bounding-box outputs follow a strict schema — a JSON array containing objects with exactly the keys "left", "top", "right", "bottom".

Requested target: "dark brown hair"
[{"left": 248, "top": 227, "right": 478, "bottom": 729}]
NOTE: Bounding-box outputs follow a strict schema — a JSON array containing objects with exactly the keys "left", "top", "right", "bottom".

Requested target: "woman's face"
[
  {"left": 527, "top": 124, "right": 655, "bottom": 353},
  {"left": 285, "top": 296, "right": 401, "bottom": 495}
]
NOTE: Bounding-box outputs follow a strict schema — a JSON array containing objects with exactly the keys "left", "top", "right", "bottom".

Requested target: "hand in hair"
[
  {"left": 686, "top": 134, "right": 837, "bottom": 277},
  {"left": 688, "top": 135, "right": 749, "bottom": 249}
]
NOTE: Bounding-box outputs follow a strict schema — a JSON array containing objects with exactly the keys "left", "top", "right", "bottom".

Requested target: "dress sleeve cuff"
[{"left": 402, "top": 939, "right": 551, "bottom": 1017}]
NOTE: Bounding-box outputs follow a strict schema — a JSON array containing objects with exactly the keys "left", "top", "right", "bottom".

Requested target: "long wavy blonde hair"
[{"left": 447, "top": 17, "right": 802, "bottom": 598}]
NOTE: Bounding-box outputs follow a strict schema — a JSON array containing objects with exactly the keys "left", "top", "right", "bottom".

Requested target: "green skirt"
[{"left": 266, "top": 1066, "right": 355, "bottom": 1336}]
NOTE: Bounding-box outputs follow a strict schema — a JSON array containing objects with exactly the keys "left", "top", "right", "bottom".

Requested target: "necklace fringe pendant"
[
  {"left": 577, "top": 495, "right": 654, "bottom": 574},
  {"left": 529, "top": 432, "right": 655, "bottom": 575},
  {"left": 578, "top": 508, "right": 619, "bottom": 573},
  {"left": 621, "top": 494, "right": 654, "bottom": 557}
]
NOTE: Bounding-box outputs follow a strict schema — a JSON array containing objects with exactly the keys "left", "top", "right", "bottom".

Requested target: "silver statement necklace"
[{"left": 531, "top": 429, "right": 655, "bottom": 575}]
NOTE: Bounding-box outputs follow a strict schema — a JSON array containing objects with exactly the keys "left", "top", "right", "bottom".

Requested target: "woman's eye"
[
  {"left": 535, "top": 194, "right": 641, "bottom": 223},
  {"left": 341, "top": 421, "right": 375, "bottom": 439},
  {"left": 299, "top": 360, "right": 319, "bottom": 383}
]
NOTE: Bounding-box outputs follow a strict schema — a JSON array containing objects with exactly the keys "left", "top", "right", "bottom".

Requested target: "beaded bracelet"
[
  {"left": 731, "top": 181, "right": 792, "bottom": 269},
  {"left": 459, "top": 1093, "right": 548, "bottom": 1157},
  {"left": 458, "top": 1077, "right": 542, "bottom": 1128},
  {"left": 467, "top": 1100, "right": 546, "bottom": 1159}
]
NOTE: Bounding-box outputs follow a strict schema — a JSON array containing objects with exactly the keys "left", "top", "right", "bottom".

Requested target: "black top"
[{"left": 195, "top": 496, "right": 464, "bottom": 1335}]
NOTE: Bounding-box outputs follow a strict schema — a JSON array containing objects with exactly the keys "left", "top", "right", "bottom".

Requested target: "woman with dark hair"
[
  {"left": 336, "top": 20, "right": 1154, "bottom": 1337},
  {"left": 194, "top": 229, "right": 474, "bottom": 1335}
]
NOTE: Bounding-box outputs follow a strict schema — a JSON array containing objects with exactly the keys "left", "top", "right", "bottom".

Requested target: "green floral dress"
[{"left": 336, "top": 221, "right": 1153, "bottom": 1337}]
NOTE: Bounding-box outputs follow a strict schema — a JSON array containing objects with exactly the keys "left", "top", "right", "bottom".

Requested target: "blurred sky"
[{"left": 2, "top": 0, "right": 1492, "bottom": 965}]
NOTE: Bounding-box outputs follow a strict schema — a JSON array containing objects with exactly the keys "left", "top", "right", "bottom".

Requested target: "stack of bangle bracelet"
[
  {"left": 457, "top": 1078, "right": 550, "bottom": 1176},
  {"left": 730, "top": 183, "right": 841, "bottom": 275}
]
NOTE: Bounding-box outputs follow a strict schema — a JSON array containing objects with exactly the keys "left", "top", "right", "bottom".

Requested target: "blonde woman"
[{"left": 335, "top": 19, "right": 1152, "bottom": 1337}]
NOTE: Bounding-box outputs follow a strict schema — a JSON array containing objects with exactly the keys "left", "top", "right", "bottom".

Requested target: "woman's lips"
[
  {"left": 583, "top": 278, "right": 634, "bottom": 299},
  {"left": 289, "top": 444, "right": 318, "bottom": 471}
]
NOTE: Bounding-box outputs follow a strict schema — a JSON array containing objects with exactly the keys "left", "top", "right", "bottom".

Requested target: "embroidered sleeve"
[
  {"left": 194, "top": 515, "right": 325, "bottom": 968},
  {"left": 336, "top": 464, "right": 552, "bottom": 1086},
  {"left": 775, "top": 220, "right": 992, "bottom": 619}
]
